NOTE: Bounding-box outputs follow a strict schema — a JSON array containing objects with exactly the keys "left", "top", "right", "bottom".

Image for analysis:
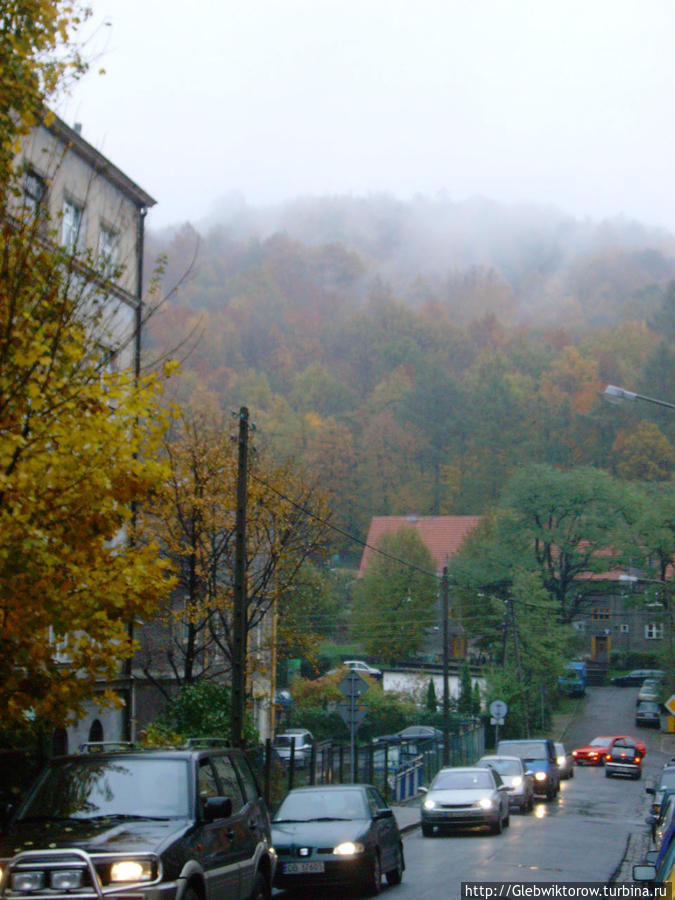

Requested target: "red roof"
[{"left": 358, "top": 515, "right": 481, "bottom": 576}]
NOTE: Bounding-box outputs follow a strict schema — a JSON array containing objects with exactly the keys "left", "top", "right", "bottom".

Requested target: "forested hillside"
[{"left": 144, "top": 195, "right": 675, "bottom": 558}]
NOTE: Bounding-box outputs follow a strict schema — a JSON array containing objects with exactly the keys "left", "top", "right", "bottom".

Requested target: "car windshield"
[
  {"left": 499, "top": 742, "right": 547, "bottom": 759},
  {"left": 659, "top": 771, "right": 675, "bottom": 790},
  {"left": 590, "top": 737, "right": 612, "bottom": 747},
  {"left": 639, "top": 702, "right": 660, "bottom": 712},
  {"left": 431, "top": 771, "right": 494, "bottom": 790},
  {"left": 478, "top": 759, "right": 520, "bottom": 776},
  {"left": 274, "top": 789, "right": 368, "bottom": 822},
  {"left": 17, "top": 757, "right": 190, "bottom": 821}
]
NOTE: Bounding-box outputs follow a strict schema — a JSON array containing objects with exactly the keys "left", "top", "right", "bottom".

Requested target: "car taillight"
[
  {"left": 635, "top": 757, "right": 641, "bottom": 763},
  {"left": 606, "top": 755, "right": 613, "bottom": 762}
]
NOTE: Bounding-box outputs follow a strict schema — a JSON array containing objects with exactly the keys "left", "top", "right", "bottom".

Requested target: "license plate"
[
  {"left": 614, "top": 765, "right": 634, "bottom": 772},
  {"left": 283, "top": 862, "right": 325, "bottom": 874}
]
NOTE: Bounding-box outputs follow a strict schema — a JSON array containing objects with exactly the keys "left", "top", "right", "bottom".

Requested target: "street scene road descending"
[{"left": 276, "top": 684, "right": 674, "bottom": 899}]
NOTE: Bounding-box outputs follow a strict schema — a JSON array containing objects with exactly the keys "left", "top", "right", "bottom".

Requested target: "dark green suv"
[{"left": 0, "top": 742, "right": 275, "bottom": 900}]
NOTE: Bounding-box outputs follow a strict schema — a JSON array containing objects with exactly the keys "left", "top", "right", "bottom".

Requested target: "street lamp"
[{"left": 603, "top": 384, "right": 675, "bottom": 411}]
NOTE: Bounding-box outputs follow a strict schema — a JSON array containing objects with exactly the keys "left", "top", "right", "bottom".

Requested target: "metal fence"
[{"left": 250, "top": 720, "right": 484, "bottom": 811}]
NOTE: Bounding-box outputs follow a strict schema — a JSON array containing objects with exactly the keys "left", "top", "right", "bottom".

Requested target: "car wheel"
[
  {"left": 504, "top": 810, "right": 510, "bottom": 828},
  {"left": 363, "top": 851, "right": 382, "bottom": 896},
  {"left": 546, "top": 786, "right": 555, "bottom": 801},
  {"left": 635, "top": 771, "right": 642, "bottom": 781},
  {"left": 604, "top": 769, "right": 611, "bottom": 778},
  {"left": 569, "top": 767, "right": 574, "bottom": 779},
  {"left": 386, "top": 844, "right": 404, "bottom": 886},
  {"left": 491, "top": 813, "right": 503, "bottom": 835},
  {"left": 247, "top": 871, "right": 270, "bottom": 900},
  {"left": 422, "top": 823, "right": 433, "bottom": 837}
]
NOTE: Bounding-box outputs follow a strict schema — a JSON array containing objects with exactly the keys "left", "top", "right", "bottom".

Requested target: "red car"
[{"left": 572, "top": 735, "right": 647, "bottom": 766}]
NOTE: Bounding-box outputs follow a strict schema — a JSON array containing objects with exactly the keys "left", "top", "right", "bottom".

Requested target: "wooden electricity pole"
[
  {"left": 442, "top": 566, "right": 450, "bottom": 765},
  {"left": 231, "top": 406, "right": 250, "bottom": 747}
]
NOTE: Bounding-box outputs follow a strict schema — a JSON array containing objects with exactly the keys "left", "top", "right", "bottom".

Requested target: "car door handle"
[
  {"left": 227, "top": 829, "right": 235, "bottom": 841},
  {"left": 248, "top": 820, "right": 258, "bottom": 831}
]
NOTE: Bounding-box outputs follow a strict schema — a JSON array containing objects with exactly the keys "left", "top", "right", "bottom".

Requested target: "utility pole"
[
  {"left": 231, "top": 406, "right": 250, "bottom": 747},
  {"left": 442, "top": 566, "right": 450, "bottom": 765}
]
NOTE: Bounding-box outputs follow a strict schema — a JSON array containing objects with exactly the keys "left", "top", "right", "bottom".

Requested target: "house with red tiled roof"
[
  {"left": 358, "top": 514, "right": 482, "bottom": 659},
  {"left": 358, "top": 514, "right": 481, "bottom": 578}
]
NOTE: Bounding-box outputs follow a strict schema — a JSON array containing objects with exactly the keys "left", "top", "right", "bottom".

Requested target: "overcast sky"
[{"left": 58, "top": 0, "right": 675, "bottom": 232}]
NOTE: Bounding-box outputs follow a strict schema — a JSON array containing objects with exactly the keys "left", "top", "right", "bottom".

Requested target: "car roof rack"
[
  {"left": 78, "top": 741, "right": 139, "bottom": 753},
  {"left": 184, "top": 738, "right": 231, "bottom": 748}
]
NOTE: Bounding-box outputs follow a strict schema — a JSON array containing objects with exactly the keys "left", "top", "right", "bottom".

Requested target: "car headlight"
[
  {"left": 333, "top": 842, "right": 364, "bottom": 856},
  {"left": 557, "top": 756, "right": 565, "bottom": 766},
  {"left": 478, "top": 797, "right": 493, "bottom": 809},
  {"left": 110, "top": 860, "right": 154, "bottom": 883},
  {"left": 511, "top": 776, "right": 523, "bottom": 788},
  {"left": 423, "top": 798, "right": 437, "bottom": 809},
  {"left": 534, "top": 771, "right": 547, "bottom": 782}
]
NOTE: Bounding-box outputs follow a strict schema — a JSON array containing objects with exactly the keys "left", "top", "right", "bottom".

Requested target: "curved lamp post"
[
  {"left": 603, "top": 384, "right": 675, "bottom": 696},
  {"left": 603, "top": 384, "right": 675, "bottom": 411}
]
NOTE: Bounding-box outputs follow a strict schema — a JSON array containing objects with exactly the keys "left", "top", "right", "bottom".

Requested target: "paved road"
[{"left": 274, "top": 684, "right": 674, "bottom": 898}]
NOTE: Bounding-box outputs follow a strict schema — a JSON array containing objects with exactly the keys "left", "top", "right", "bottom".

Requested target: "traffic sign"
[
  {"left": 339, "top": 670, "right": 370, "bottom": 699},
  {"left": 489, "top": 699, "right": 508, "bottom": 719},
  {"left": 337, "top": 702, "right": 368, "bottom": 729},
  {"left": 665, "top": 695, "right": 675, "bottom": 716},
  {"left": 490, "top": 717, "right": 505, "bottom": 726}
]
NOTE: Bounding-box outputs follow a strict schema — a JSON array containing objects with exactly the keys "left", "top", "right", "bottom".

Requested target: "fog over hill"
[{"left": 151, "top": 192, "right": 675, "bottom": 330}]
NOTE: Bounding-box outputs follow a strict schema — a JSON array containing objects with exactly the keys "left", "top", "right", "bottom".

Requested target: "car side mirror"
[
  {"left": 498, "top": 785, "right": 509, "bottom": 791},
  {"left": 375, "top": 808, "right": 393, "bottom": 820},
  {"left": 204, "top": 796, "right": 233, "bottom": 822},
  {"left": 633, "top": 864, "right": 656, "bottom": 882},
  {"left": 645, "top": 815, "right": 656, "bottom": 825},
  {"left": 525, "top": 771, "right": 534, "bottom": 777},
  {"left": 645, "top": 787, "right": 655, "bottom": 795},
  {"left": 419, "top": 786, "right": 428, "bottom": 793}
]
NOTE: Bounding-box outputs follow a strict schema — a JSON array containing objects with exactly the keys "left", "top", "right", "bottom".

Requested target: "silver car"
[
  {"left": 476, "top": 755, "right": 535, "bottom": 811},
  {"left": 554, "top": 742, "right": 575, "bottom": 779},
  {"left": 420, "top": 766, "right": 510, "bottom": 836}
]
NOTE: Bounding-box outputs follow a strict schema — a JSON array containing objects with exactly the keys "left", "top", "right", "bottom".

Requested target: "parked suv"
[
  {"left": 0, "top": 741, "right": 275, "bottom": 900},
  {"left": 496, "top": 738, "right": 560, "bottom": 800}
]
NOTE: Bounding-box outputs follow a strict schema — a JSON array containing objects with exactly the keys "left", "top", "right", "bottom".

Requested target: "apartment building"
[
  {"left": 13, "top": 112, "right": 155, "bottom": 373},
  {"left": 11, "top": 112, "right": 156, "bottom": 753}
]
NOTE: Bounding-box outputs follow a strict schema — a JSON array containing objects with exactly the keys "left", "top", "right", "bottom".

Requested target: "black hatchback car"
[{"left": 0, "top": 742, "right": 275, "bottom": 900}]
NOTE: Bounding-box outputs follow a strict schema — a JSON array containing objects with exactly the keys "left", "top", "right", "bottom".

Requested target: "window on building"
[
  {"left": 619, "top": 624, "right": 630, "bottom": 634},
  {"left": 645, "top": 623, "right": 664, "bottom": 640},
  {"left": 592, "top": 608, "right": 610, "bottom": 621},
  {"left": 98, "top": 225, "right": 119, "bottom": 275},
  {"left": 23, "top": 170, "right": 46, "bottom": 216},
  {"left": 572, "top": 621, "right": 586, "bottom": 633},
  {"left": 62, "top": 198, "right": 84, "bottom": 252},
  {"left": 48, "top": 626, "right": 70, "bottom": 663}
]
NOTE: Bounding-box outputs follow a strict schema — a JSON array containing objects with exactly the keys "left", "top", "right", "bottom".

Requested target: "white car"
[
  {"left": 344, "top": 659, "right": 382, "bottom": 678},
  {"left": 273, "top": 729, "right": 314, "bottom": 767}
]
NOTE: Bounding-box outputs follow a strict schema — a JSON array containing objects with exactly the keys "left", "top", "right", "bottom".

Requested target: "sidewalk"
[{"left": 392, "top": 800, "right": 421, "bottom": 834}]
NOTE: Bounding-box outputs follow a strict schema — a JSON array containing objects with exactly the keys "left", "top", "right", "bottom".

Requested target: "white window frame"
[
  {"left": 62, "top": 198, "right": 85, "bottom": 252},
  {"left": 645, "top": 623, "right": 664, "bottom": 640},
  {"left": 98, "top": 224, "right": 119, "bottom": 275},
  {"left": 619, "top": 623, "right": 630, "bottom": 634},
  {"left": 48, "top": 627, "right": 71, "bottom": 663},
  {"left": 23, "top": 170, "right": 45, "bottom": 216}
]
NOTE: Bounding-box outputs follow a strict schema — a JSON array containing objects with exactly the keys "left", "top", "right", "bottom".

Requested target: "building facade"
[{"left": 12, "top": 112, "right": 156, "bottom": 754}]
